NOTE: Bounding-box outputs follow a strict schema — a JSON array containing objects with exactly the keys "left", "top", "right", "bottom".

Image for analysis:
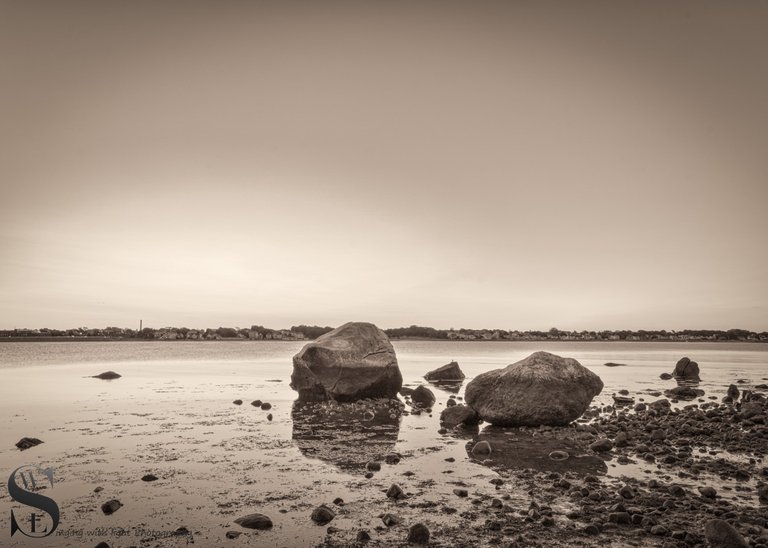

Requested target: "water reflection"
[
  {"left": 291, "top": 399, "right": 402, "bottom": 473},
  {"left": 425, "top": 380, "right": 464, "bottom": 393},
  {"left": 465, "top": 427, "right": 608, "bottom": 476}
]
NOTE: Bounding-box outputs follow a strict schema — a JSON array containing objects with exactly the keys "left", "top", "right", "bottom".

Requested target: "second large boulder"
[
  {"left": 464, "top": 351, "right": 603, "bottom": 426},
  {"left": 290, "top": 322, "right": 402, "bottom": 401}
]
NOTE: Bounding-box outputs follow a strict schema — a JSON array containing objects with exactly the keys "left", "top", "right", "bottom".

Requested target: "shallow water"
[{"left": 0, "top": 340, "right": 766, "bottom": 546}]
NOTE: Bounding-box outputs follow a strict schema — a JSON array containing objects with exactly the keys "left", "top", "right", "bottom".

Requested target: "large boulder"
[
  {"left": 464, "top": 351, "right": 603, "bottom": 426},
  {"left": 673, "top": 357, "right": 700, "bottom": 379},
  {"left": 290, "top": 322, "right": 402, "bottom": 401},
  {"left": 424, "top": 361, "right": 465, "bottom": 382}
]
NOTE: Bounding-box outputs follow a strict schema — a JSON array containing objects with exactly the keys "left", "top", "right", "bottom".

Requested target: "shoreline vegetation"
[{"left": 1, "top": 325, "right": 766, "bottom": 343}]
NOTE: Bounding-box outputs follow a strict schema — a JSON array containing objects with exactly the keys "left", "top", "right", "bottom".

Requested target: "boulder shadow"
[
  {"left": 465, "top": 426, "right": 608, "bottom": 477},
  {"left": 291, "top": 399, "right": 402, "bottom": 473}
]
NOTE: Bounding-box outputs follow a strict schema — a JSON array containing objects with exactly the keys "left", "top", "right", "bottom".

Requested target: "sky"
[{"left": 1, "top": 0, "right": 766, "bottom": 331}]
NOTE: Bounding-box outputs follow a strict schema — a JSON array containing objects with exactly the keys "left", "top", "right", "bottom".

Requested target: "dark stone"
[
  {"left": 15, "top": 437, "right": 43, "bottom": 450},
  {"left": 665, "top": 386, "right": 704, "bottom": 400},
  {"left": 366, "top": 462, "right": 382, "bottom": 472},
  {"left": 266, "top": 413, "right": 273, "bottom": 421},
  {"left": 407, "top": 523, "right": 430, "bottom": 544},
  {"left": 386, "top": 483, "right": 405, "bottom": 500},
  {"left": 93, "top": 371, "right": 121, "bottom": 380},
  {"left": 673, "top": 357, "right": 700, "bottom": 379},
  {"left": 604, "top": 362, "right": 626, "bottom": 367},
  {"left": 101, "top": 499, "right": 123, "bottom": 515},
  {"left": 141, "top": 474, "right": 158, "bottom": 482},
  {"left": 660, "top": 373, "right": 673, "bottom": 380},
  {"left": 411, "top": 385, "right": 435, "bottom": 408},
  {"left": 727, "top": 384, "right": 740, "bottom": 400},
  {"left": 453, "top": 488, "right": 469, "bottom": 497},
  {"left": 471, "top": 441, "right": 492, "bottom": 456},
  {"left": 464, "top": 351, "right": 603, "bottom": 426},
  {"left": 440, "top": 405, "right": 480, "bottom": 428},
  {"left": 609, "top": 512, "right": 631, "bottom": 524},
  {"left": 290, "top": 322, "right": 402, "bottom": 401},
  {"left": 234, "top": 513, "right": 273, "bottom": 530},
  {"left": 357, "top": 530, "right": 371, "bottom": 542},
  {"left": 225, "top": 531, "right": 241, "bottom": 539},
  {"left": 251, "top": 400, "right": 262, "bottom": 407},
  {"left": 590, "top": 439, "right": 613, "bottom": 452},
  {"left": 310, "top": 505, "right": 335, "bottom": 525},
  {"left": 381, "top": 514, "right": 400, "bottom": 527},
  {"left": 703, "top": 519, "right": 748, "bottom": 547},
  {"left": 424, "top": 361, "right": 465, "bottom": 381},
  {"left": 261, "top": 402, "right": 272, "bottom": 410},
  {"left": 233, "top": 399, "right": 243, "bottom": 405}
]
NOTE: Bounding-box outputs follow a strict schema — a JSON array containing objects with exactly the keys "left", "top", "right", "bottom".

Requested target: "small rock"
[
  {"left": 266, "top": 413, "right": 273, "bottom": 421},
  {"left": 698, "top": 486, "right": 717, "bottom": 498},
  {"left": 233, "top": 399, "right": 243, "bottom": 405},
  {"left": 548, "top": 450, "right": 569, "bottom": 461},
  {"left": 357, "top": 530, "right": 371, "bottom": 542},
  {"left": 310, "top": 505, "right": 335, "bottom": 525},
  {"left": 386, "top": 483, "right": 405, "bottom": 500},
  {"left": 381, "top": 513, "right": 400, "bottom": 527},
  {"left": 234, "top": 513, "right": 273, "bottom": 530},
  {"left": 366, "top": 462, "right": 382, "bottom": 472},
  {"left": 15, "top": 437, "right": 43, "bottom": 450},
  {"left": 141, "top": 474, "right": 158, "bottom": 482},
  {"left": 703, "top": 519, "right": 748, "bottom": 548},
  {"left": 251, "top": 400, "right": 262, "bottom": 407},
  {"left": 333, "top": 497, "right": 344, "bottom": 506},
  {"left": 261, "top": 402, "right": 272, "bottom": 410},
  {"left": 93, "top": 371, "right": 121, "bottom": 380},
  {"left": 411, "top": 385, "right": 436, "bottom": 408},
  {"left": 407, "top": 523, "right": 430, "bottom": 544},
  {"left": 609, "top": 512, "right": 631, "bottom": 524},
  {"left": 471, "top": 441, "right": 492, "bottom": 456},
  {"left": 590, "top": 438, "right": 613, "bottom": 452},
  {"left": 225, "top": 530, "right": 241, "bottom": 539},
  {"left": 385, "top": 452, "right": 401, "bottom": 465},
  {"left": 101, "top": 499, "right": 123, "bottom": 515},
  {"left": 453, "top": 488, "right": 469, "bottom": 497}
]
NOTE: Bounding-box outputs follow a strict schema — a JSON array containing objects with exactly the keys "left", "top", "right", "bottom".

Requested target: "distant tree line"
[{"left": 0, "top": 325, "right": 765, "bottom": 342}]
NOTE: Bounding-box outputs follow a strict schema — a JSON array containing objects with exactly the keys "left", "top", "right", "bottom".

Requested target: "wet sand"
[{"left": 1, "top": 341, "right": 766, "bottom": 547}]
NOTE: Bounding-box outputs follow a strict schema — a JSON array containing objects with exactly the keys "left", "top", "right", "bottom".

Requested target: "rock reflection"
[
  {"left": 465, "top": 427, "right": 608, "bottom": 476},
  {"left": 291, "top": 399, "right": 402, "bottom": 473},
  {"left": 426, "top": 380, "right": 464, "bottom": 393}
]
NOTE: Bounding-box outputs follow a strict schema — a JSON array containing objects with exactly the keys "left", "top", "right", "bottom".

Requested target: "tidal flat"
[{"left": 1, "top": 341, "right": 766, "bottom": 547}]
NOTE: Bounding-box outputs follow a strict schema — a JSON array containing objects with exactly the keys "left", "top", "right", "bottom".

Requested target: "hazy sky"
[{"left": 1, "top": 1, "right": 766, "bottom": 331}]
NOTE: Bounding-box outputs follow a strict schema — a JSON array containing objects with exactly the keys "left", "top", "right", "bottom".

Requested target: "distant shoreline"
[{"left": 1, "top": 336, "right": 766, "bottom": 344}]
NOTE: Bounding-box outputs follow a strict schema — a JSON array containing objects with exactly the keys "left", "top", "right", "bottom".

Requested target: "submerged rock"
[
  {"left": 234, "top": 513, "right": 273, "bottom": 530},
  {"left": 464, "top": 351, "right": 603, "bottom": 426},
  {"left": 15, "top": 437, "right": 43, "bottom": 450},
  {"left": 290, "top": 322, "right": 402, "bottom": 401},
  {"left": 673, "top": 357, "right": 700, "bottom": 380},
  {"left": 665, "top": 386, "right": 705, "bottom": 400},
  {"left": 93, "top": 371, "right": 121, "bottom": 380}
]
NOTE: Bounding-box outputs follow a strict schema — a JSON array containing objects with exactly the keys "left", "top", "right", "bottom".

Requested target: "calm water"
[{"left": 0, "top": 340, "right": 766, "bottom": 547}]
